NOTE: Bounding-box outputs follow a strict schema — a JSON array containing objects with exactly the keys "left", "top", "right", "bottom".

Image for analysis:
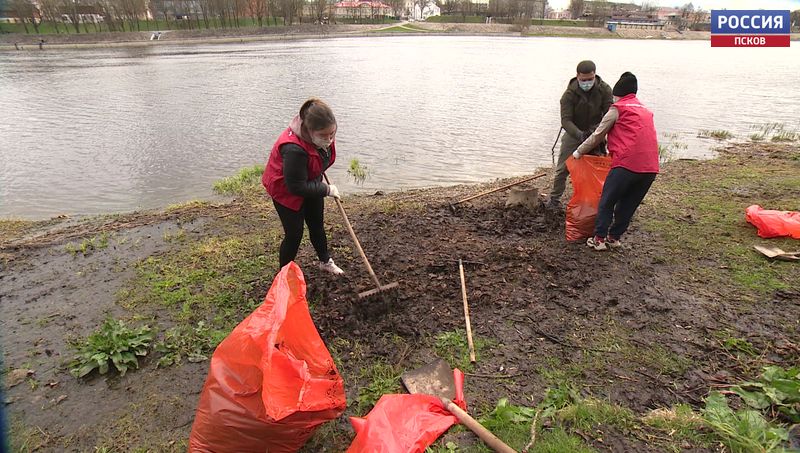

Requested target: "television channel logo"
[{"left": 711, "top": 10, "right": 791, "bottom": 47}]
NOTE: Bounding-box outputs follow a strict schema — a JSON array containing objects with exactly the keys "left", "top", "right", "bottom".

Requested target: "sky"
[{"left": 547, "top": 0, "right": 800, "bottom": 11}]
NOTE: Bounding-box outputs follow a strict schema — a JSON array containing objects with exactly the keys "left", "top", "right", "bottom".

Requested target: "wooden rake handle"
[
  {"left": 453, "top": 173, "right": 547, "bottom": 206},
  {"left": 323, "top": 173, "right": 382, "bottom": 290}
]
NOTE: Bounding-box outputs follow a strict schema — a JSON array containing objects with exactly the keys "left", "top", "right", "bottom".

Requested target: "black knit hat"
[{"left": 612, "top": 72, "right": 638, "bottom": 97}]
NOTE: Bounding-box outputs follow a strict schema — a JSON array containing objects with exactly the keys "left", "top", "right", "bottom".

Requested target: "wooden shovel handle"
[{"left": 440, "top": 398, "right": 516, "bottom": 453}]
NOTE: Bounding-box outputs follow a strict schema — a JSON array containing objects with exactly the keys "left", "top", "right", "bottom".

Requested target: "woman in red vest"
[
  {"left": 572, "top": 72, "right": 659, "bottom": 251},
  {"left": 262, "top": 98, "right": 344, "bottom": 274}
]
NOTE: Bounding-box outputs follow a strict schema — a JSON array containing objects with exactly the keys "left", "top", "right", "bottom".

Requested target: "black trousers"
[
  {"left": 594, "top": 167, "right": 656, "bottom": 240},
  {"left": 273, "top": 198, "right": 330, "bottom": 268}
]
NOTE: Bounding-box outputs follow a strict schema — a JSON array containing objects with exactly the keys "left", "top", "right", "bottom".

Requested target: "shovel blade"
[{"left": 401, "top": 358, "right": 455, "bottom": 399}]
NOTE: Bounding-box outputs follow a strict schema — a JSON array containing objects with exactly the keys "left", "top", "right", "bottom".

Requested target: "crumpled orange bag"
[
  {"left": 745, "top": 205, "right": 800, "bottom": 239},
  {"left": 346, "top": 369, "right": 466, "bottom": 453},
  {"left": 565, "top": 155, "right": 612, "bottom": 241},
  {"left": 188, "top": 262, "right": 346, "bottom": 453}
]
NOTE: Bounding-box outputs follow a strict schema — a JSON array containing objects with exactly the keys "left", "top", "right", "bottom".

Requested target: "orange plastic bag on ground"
[
  {"left": 746, "top": 205, "right": 800, "bottom": 239},
  {"left": 565, "top": 155, "right": 612, "bottom": 242},
  {"left": 188, "top": 262, "right": 346, "bottom": 453},
  {"left": 346, "top": 369, "right": 466, "bottom": 453}
]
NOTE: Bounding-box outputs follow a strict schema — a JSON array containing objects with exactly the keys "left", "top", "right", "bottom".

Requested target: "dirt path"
[{"left": 2, "top": 142, "right": 799, "bottom": 452}]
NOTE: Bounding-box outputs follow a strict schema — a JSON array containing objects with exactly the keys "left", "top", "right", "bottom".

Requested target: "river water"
[{"left": 1, "top": 36, "right": 798, "bottom": 218}]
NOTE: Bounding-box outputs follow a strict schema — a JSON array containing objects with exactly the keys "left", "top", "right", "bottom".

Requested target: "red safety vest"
[
  {"left": 262, "top": 127, "right": 336, "bottom": 211},
  {"left": 606, "top": 94, "right": 659, "bottom": 173}
]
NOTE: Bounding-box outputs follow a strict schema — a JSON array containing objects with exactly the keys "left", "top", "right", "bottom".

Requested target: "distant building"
[
  {"left": 547, "top": 8, "right": 572, "bottom": 20},
  {"left": 335, "top": 0, "right": 393, "bottom": 19}
]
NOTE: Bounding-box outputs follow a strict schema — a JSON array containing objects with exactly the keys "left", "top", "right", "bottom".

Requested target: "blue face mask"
[{"left": 578, "top": 79, "right": 595, "bottom": 91}]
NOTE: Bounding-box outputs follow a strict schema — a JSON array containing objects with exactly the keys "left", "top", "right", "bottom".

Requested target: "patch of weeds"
[
  {"left": 698, "top": 129, "right": 733, "bottom": 140},
  {"left": 472, "top": 384, "right": 590, "bottom": 452},
  {"left": 536, "top": 356, "right": 585, "bottom": 386},
  {"left": 213, "top": 165, "right": 263, "bottom": 196},
  {"left": 643, "top": 405, "right": 713, "bottom": 447},
  {"left": 155, "top": 321, "right": 229, "bottom": 367},
  {"left": 68, "top": 318, "right": 154, "bottom": 378},
  {"left": 163, "top": 228, "right": 187, "bottom": 243},
  {"left": 9, "top": 418, "right": 52, "bottom": 452},
  {"left": 165, "top": 200, "right": 209, "bottom": 212},
  {"left": 355, "top": 361, "right": 402, "bottom": 415},
  {"left": 557, "top": 398, "right": 638, "bottom": 433},
  {"left": 771, "top": 130, "right": 799, "bottom": 142},
  {"left": 658, "top": 133, "right": 688, "bottom": 163},
  {"left": 639, "top": 152, "right": 799, "bottom": 297},
  {"left": 635, "top": 344, "right": 692, "bottom": 376},
  {"left": 434, "top": 329, "right": 490, "bottom": 372},
  {"left": 715, "top": 330, "right": 759, "bottom": 359},
  {"left": 347, "top": 158, "right": 370, "bottom": 185},
  {"left": 702, "top": 391, "right": 789, "bottom": 452},
  {"left": 0, "top": 218, "right": 39, "bottom": 242},
  {"left": 125, "top": 234, "right": 278, "bottom": 329},
  {"left": 477, "top": 397, "right": 538, "bottom": 450},
  {"left": 426, "top": 441, "right": 459, "bottom": 453},
  {"left": 302, "top": 419, "right": 351, "bottom": 452},
  {"left": 730, "top": 366, "right": 800, "bottom": 423},
  {"left": 65, "top": 233, "right": 109, "bottom": 256}
]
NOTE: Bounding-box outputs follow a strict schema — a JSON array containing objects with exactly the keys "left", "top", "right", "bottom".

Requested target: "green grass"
[
  {"left": 155, "top": 321, "right": 229, "bottom": 367},
  {"left": 213, "top": 165, "right": 264, "bottom": 196},
  {"left": 118, "top": 228, "right": 280, "bottom": 357},
  {"left": 433, "top": 329, "right": 490, "bottom": 372},
  {"left": 375, "top": 24, "right": 428, "bottom": 33},
  {"left": 0, "top": 218, "right": 39, "bottom": 242},
  {"left": 65, "top": 233, "right": 110, "bottom": 256},
  {"left": 771, "top": 130, "right": 799, "bottom": 142},
  {"left": 698, "top": 129, "right": 734, "bottom": 140},
  {"left": 639, "top": 152, "right": 800, "bottom": 296},
  {"left": 643, "top": 405, "right": 714, "bottom": 448},
  {"left": 354, "top": 361, "right": 403, "bottom": 415}
]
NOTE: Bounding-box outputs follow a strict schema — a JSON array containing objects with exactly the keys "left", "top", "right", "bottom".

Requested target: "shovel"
[
  {"left": 754, "top": 245, "right": 800, "bottom": 261},
  {"left": 401, "top": 359, "right": 516, "bottom": 453}
]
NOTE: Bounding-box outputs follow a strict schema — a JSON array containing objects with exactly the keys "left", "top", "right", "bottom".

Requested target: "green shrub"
[{"left": 69, "top": 318, "right": 154, "bottom": 377}]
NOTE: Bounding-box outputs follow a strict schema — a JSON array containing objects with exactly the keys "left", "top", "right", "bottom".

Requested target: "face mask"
[
  {"left": 312, "top": 136, "right": 332, "bottom": 149},
  {"left": 578, "top": 79, "right": 595, "bottom": 91}
]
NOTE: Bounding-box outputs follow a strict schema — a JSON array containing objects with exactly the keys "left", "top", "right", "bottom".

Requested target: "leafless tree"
[
  {"left": 568, "top": 0, "right": 582, "bottom": 19},
  {"left": 38, "top": 0, "right": 64, "bottom": 32},
  {"left": 10, "top": 0, "right": 40, "bottom": 33}
]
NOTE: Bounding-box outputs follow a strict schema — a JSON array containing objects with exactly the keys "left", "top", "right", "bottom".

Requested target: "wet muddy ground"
[{"left": 2, "top": 143, "right": 799, "bottom": 452}]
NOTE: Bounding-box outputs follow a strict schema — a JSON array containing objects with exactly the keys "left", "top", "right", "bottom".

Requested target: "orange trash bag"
[
  {"left": 346, "top": 369, "right": 466, "bottom": 453},
  {"left": 565, "top": 155, "right": 612, "bottom": 242},
  {"left": 746, "top": 205, "right": 800, "bottom": 239},
  {"left": 188, "top": 262, "right": 346, "bottom": 453}
]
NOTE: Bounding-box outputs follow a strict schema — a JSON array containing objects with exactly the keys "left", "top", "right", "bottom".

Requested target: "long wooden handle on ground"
[
  {"left": 440, "top": 397, "right": 516, "bottom": 453},
  {"left": 453, "top": 173, "right": 547, "bottom": 206},
  {"left": 323, "top": 173, "right": 382, "bottom": 290},
  {"left": 459, "top": 259, "right": 476, "bottom": 363}
]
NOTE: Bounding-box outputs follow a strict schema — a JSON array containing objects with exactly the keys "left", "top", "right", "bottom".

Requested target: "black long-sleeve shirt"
[{"left": 280, "top": 143, "right": 332, "bottom": 198}]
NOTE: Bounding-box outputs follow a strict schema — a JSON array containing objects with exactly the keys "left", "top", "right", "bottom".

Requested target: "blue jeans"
[{"left": 594, "top": 167, "right": 656, "bottom": 239}]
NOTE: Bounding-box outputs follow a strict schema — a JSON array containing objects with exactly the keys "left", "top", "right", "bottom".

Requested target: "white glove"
[
  {"left": 572, "top": 150, "right": 581, "bottom": 160},
  {"left": 327, "top": 184, "right": 341, "bottom": 199}
]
